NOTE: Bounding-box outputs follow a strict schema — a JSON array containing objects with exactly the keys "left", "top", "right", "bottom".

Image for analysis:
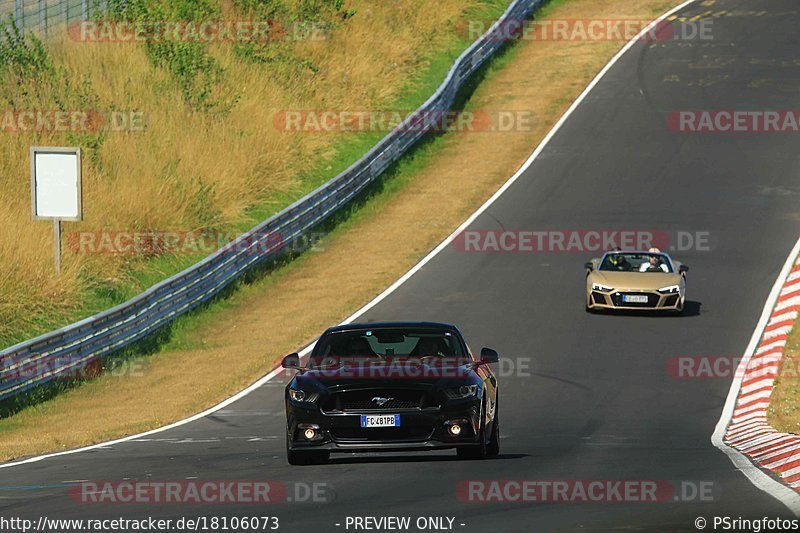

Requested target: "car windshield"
[
  {"left": 598, "top": 253, "right": 673, "bottom": 273},
  {"left": 309, "top": 328, "right": 467, "bottom": 367}
]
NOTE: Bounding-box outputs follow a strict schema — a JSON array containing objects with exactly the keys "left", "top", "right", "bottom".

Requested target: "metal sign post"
[
  {"left": 54, "top": 218, "right": 62, "bottom": 275},
  {"left": 31, "top": 147, "right": 83, "bottom": 275}
]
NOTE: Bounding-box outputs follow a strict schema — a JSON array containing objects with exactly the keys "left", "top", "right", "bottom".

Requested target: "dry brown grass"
[
  {"left": 0, "top": 0, "right": 678, "bottom": 461},
  {"left": 0, "top": 0, "right": 469, "bottom": 345}
]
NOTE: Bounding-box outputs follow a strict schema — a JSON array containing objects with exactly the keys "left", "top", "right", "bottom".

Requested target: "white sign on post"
[
  {"left": 31, "top": 147, "right": 82, "bottom": 220},
  {"left": 30, "top": 147, "right": 83, "bottom": 275}
]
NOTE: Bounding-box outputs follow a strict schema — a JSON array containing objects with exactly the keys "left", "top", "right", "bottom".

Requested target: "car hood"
[{"left": 590, "top": 270, "right": 681, "bottom": 291}]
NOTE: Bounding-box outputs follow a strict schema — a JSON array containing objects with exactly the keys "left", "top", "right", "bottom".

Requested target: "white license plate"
[
  {"left": 360, "top": 415, "right": 400, "bottom": 428},
  {"left": 622, "top": 295, "right": 649, "bottom": 303}
]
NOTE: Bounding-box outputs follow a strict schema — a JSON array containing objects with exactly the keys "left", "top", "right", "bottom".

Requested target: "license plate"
[
  {"left": 622, "top": 294, "right": 649, "bottom": 303},
  {"left": 360, "top": 415, "right": 400, "bottom": 428}
]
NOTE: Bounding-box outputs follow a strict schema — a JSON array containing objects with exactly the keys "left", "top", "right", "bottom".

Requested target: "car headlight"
[
  {"left": 289, "top": 388, "right": 319, "bottom": 403},
  {"left": 658, "top": 285, "right": 680, "bottom": 294},
  {"left": 591, "top": 283, "right": 613, "bottom": 292},
  {"left": 444, "top": 384, "right": 479, "bottom": 400}
]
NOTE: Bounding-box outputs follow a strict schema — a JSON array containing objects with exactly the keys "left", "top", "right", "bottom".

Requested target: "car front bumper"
[
  {"left": 286, "top": 400, "right": 483, "bottom": 453},
  {"left": 587, "top": 289, "right": 683, "bottom": 311}
]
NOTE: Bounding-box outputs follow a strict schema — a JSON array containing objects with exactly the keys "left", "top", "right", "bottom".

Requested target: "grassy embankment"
[
  {"left": 0, "top": 0, "right": 682, "bottom": 460},
  {"left": 0, "top": 0, "right": 504, "bottom": 348}
]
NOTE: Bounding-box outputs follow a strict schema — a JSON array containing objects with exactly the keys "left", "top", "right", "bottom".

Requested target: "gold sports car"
[{"left": 585, "top": 251, "right": 688, "bottom": 313}]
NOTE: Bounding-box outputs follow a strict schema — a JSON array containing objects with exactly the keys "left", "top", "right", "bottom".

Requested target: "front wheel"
[
  {"left": 457, "top": 405, "right": 489, "bottom": 460},
  {"left": 487, "top": 403, "right": 499, "bottom": 457}
]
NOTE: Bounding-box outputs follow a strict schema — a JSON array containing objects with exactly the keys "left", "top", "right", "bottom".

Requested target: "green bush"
[{"left": 0, "top": 16, "right": 53, "bottom": 75}]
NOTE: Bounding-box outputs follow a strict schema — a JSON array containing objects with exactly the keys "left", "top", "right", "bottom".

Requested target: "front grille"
[
  {"left": 322, "top": 389, "right": 438, "bottom": 413},
  {"left": 591, "top": 291, "right": 607, "bottom": 305},
  {"left": 611, "top": 292, "right": 659, "bottom": 308},
  {"left": 663, "top": 294, "right": 680, "bottom": 307},
  {"left": 342, "top": 398, "right": 420, "bottom": 410}
]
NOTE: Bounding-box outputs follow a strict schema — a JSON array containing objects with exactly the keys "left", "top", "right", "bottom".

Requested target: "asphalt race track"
[{"left": 4, "top": 0, "right": 800, "bottom": 531}]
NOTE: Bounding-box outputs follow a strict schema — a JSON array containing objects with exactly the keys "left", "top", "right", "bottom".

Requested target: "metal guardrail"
[
  {"left": 0, "top": 0, "right": 107, "bottom": 37},
  {"left": 0, "top": 0, "right": 543, "bottom": 401}
]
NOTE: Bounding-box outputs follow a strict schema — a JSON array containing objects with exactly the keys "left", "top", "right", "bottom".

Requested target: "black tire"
[
  {"left": 487, "top": 401, "right": 499, "bottom": 457},
  {"left": 286, "top": 433, "right": 329, "bottom": 465},
  {"left": 457, "top": 403, "right": 488, "bottom": 460}
]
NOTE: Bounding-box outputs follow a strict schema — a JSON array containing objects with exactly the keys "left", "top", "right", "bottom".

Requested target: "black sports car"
[{"left": 281, "top": 322, "right": 500, "bottom": 465}]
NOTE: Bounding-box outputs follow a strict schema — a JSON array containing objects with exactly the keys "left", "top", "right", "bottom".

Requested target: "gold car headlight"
[
  {"left": 591, "top": 283, "right": 613, "bottom": 292},
  {"left": 658, "top": 285, "right": 680, "bottom": 294}
]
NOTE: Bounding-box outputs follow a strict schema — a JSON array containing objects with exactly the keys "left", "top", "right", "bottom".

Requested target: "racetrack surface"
[{"left": 4, "top": 0, "right": 800, "bottom": 530}]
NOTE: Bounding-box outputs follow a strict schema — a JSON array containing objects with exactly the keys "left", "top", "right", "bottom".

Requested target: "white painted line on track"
[
  {"left": 711, "top": 235, "right": 800, "bottom": 515},
  {"left": 17, "top": 10, "right": 775, "bottom": 514}
]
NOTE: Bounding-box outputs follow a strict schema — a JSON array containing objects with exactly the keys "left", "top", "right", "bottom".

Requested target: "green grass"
[
  {"left": 24, "top": 0, "right": 512, "bottom": 331},
  {"left": 0, "top": 0, "right": 519, "bottom": 414},
  {"left": 142, "top": 5, "right": 527, "bottom": 356},
  {"left": 0, "top": 1, "right": 518, "bottom": 418}
]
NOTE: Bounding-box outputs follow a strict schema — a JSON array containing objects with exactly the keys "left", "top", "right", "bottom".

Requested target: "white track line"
[
  {"left": 711, "top": 235, "right": 800, "bottom": 515},
  {"left": 0, "top": 0, "right": 703, "bottom": 471}
]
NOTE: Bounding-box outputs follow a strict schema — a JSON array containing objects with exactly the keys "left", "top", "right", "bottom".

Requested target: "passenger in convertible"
[{"left": 639, "top": 248, "right": 669, "bottom": 273}]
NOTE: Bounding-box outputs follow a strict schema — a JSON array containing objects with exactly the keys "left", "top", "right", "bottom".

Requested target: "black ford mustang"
[{"left": 281, "top": 322, "right": 500, "bottom": 465}]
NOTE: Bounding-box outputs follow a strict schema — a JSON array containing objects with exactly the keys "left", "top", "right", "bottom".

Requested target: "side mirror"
[
  {"left": 679, "top": 264, "right": 689, "bottom": 274},
  {"left": 584, "top": 262, "right": 594, "bottom": 271},
  {"left": 281, "top": 353, "right": 302, "bottom": 372},
  {"left": 479, "top": 347, "right": 499, "bottom": 364}
]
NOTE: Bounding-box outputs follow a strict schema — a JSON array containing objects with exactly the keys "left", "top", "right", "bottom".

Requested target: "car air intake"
[{"left": 322, "top": 389, "right": 437, "bottom": 412}]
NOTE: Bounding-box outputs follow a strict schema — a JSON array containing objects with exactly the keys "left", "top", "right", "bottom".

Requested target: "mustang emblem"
[{"left": 371, "top": 396, "right": 394, "bottom": 406}]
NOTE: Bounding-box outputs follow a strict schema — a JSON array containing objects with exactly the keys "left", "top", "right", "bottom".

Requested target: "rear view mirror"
[
  {"left": 281, "top": 353, "right": 302, "bottom": 371},
  {"left": 679, "top": 264, "right": 689, "bottom": 274},
  {"left": 479, "top": 347, "right": 499, "bottom": 364},
  {"left": 584, "top": 262, "right": 594, "bottom": 271}
]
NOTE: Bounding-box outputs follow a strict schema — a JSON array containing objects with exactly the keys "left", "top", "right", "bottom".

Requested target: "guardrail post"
[
  {"left": 38, "top": 0, "right": 46, "bottom": 36},
  {"left": 54, "top": 220, "right": 62, "bottom": 276},
  {"left": 13, "top": 0, "right": 23, "bottom": 36}
]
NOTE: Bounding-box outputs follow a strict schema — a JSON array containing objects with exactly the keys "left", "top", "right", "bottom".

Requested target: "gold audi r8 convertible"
[{"left": 584, "top": 251, "right": 688, "bottom": 313}]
